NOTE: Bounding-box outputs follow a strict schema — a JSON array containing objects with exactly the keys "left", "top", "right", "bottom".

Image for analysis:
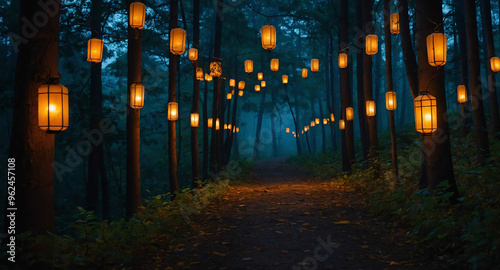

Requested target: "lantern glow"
[
  {"left": 87, "top": 38, "right": 104, "bottom": 63},
  {"left": 168, "top": 102, "right": 178, "bottom": 121},
  {"left": 261, "top": 24, "right": 277, "bottom": 50},
  {"left": 215, "top": 118, "right": 220, "bottom": 130},
  {"left": 366, "top": 34, "right": 378, "bottom": 55},
  {"left": 238, "top": 81, "right": 245, "bottom": 89},
  {"left": 282, "top": 75, "right": 288, "bottom": 84},
  {"left": 366, "top": 100, "right": 376, "bottom": 117},
  {"left": 315, "top": 118, "right": 320, "bottom": 124},
  {"left": 414, "top": 93, "right": 437, "bottom": 134},
  {"left": 330, "top": 113, "right": 335, "bottom": 122},
  {"left": 302, "top": 68, "right": 308, "bottom": 78},
  {"left": 255, "top": 85, "right": 261, "bottom": 92},
  {"left": 457, "top": 85, "right": 467, "bottom": 104},
  {"left": 386, "top": 91, "right": 397, "bottom": 111},
  {"left": 426, "top": 33, "right": 447, "bottom": 67},
  {"left": 229, "top": 79, "right": 236, "bottom": 87},
  {"left": 270, "top": 59, "right": 279, "bottom": 72},
  {"left": 188, "top": 48, "right": 198, "bottom": 61},
  {"left": 346, "top": 107, "right": 354, "bottom": 121},
  {"left": 311, "top": 59, "right": 319, "bottom": 72},
  {"left": 227, "top": 93, "right": 232, "bottom": 100},
  {"left": 261, "top": 81, "right": 266, "bottom": 87},
  {"left": 238, "top": 90, "right": 244, "bottom": 96},
  {"left": 191, "top": 113, "right": 199, "bottom": 127},
  {"left": 130, "top": 83, "right": 145, "bottom": 109},
  {"left": 338, "top": 53, "right": 347, "bottom": 68},
  {"left": 323, "top": 119, "right": 328, "bottom": 125},
  {"left": 210, "top": 62, "right": 222, "bottom": 77},
  {"left": 208, "top": 118, "right": 213, "bottom": 128},
  {"left": 490, "top": 57, "right": 500, "bottom": 72},
  {"left": 390, "top": 13, "right": 400, "bottom": 34},
  {"left": 258, "top": 72, "right": 263, "bottom": 80},
  {"left": 38, "top": 83, "right": 69, "bottom": 132},
  {"left": 129, "top": 2, "right": 146, "bottom": 29},
  {"left": 339, "top": 119, "right": 345, "bottom": 130},
  {"left": 170, "top": 28, "right": 186, "bottom": 55},
  {"left": 311, "top": 121, "right": 315, "bottom": 127},
  {"left": 196, "top": 68, "right": 204, "bottom": 81},
  {"left": 245, "top": 60, "right": 253, "bottom": 73},
  {"left": 286, "top": 128, "right": 290, "bottom": 133},
  {"left": 205, "top": 74, "right": 213, "bottom": 82}
]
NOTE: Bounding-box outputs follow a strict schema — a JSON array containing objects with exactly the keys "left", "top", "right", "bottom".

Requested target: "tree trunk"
[
  {"left": 168, "top": 0, "right": 179, "bottom": 193},
  {"left": 309, "top": 99, "right": 317, "bottom": 153},
  {"left": 455, "top": 0, "right": 470, "bottom": 134},
  {"left": 324, "top": 37, "right": 335, "bottom": 150},
  {"left": 202, "top": 80, "right": 209, "bottom": 181},
  {"left": 210, "top": 0, "right": 223, "bottom": 176},
  {"left": 226, "top": 56, "right": 240, "bottom": 163},
  {"left": 479, "top": 0, "right": 500, "bottom": 135},
  {"left": 271, "top": 88, "right": 278, "bottom": 157},
  {"left": 416, "top": 0, "right": 459, "bottom": 199},
  {"left": 318, "top": 98, "right": 326, "bottom": 152},
  {"left": 329, "top": 36, "right": 338, "bottom": 152},
  {"left": 99, "top": 144, "right": 110, "bottom": 219},
  {"left": 356, "top": 1, "right": 369, "bottom": 160},
  {"left": 253, "top": 91, "right": 267, "bottom": 158},
  {"left": 190, "top": 0, "right": 201, "bottom": 187},
  {"left": 292, "top": 85, "right": 303, "bottom": 154},
  {"left": 126, "top": 0, "right": 142, "bottom": 215}
]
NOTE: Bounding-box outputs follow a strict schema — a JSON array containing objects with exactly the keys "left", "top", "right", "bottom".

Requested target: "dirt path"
[{"left": 143, "top": 158, "right": 445, "bottom": 270}]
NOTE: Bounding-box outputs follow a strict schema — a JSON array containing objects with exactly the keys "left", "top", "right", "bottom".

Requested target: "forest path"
[{"left": 142, "top": 158, "right": 444, "bottom": 270}]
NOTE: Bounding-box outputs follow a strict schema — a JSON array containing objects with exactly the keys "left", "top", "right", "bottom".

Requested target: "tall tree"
[
  {"left": 210, "top": 0, "right": 223, "bottom": 175},
  {"left": 253, "top": 91, "right": 267, "bottom": 158},
  {"left": 190, "top": 0, "right": 201, "bottom": 187},
  {"left": 168, "top": 0, "right": 179, "bottom": 193},
  {"left": 318, "top": 97, "right": 326, "bottom": 152},
  {"left": 455, "top": 0, "right": 471, "bottom": 135},
  {"left": 356, "top": 1, "right": 369, "bottom": 160}
]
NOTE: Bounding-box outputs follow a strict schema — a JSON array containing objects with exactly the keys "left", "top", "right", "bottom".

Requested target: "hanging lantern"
[
  {"left": 338, "top": 53, "right": 347, "bottom": 69},
  {"left": 188, "top": 48, "right": 198, "bottom": 61},
  {"left": 196, "top": 68, "right": 204, "bottom": 81},
  {"left": 258, "top": 72, "right": 263, "bottom": 81},
  {"left": 457, "top": 85, "right": 467, "bottom": 104},
  {"left": 238, "top": 81, "right": 245, "bottom": 89},
  {"left": 205, "top": 74, "right": 213, "bottom": 82},
  {"left": 386, "top": 91, "right": 397, "bottom": 110},
  {"left": 210, "top": 62, "right": 222, "bottom": 77},
  {"left": 167, "top": 102, "right": 178, "bottom": 121},
  {"left": 130, "top": 83, "right": 145, "bottom": 109},
  {"left": 229, "top": 79, "right": 236, "bottom": 87},
  {"left": 323, "top": 119, "right": 328, "bottom": 125},
  {"left": 261, "top": 24, "right": 277, "bottom": 50},
  {"left": 129, "top": 2, "right": 146, "bottom": 29},
  {"left": 302, "top": 68, "right": 308, "bottom": 78},
  {"left": 236, "top": 127, "right": 239, "bottom": 133},
  {"left": 365, "top": 34, "right": 378, "bottom": 55},
  {"left": 170, "top": 28, "right": 186, "bottom": 55},
  {"left": 366, "top": 100, "right": 376, "bottom": 116},
  {"left": 292, "top": 131, "right": 295, "bottom": 134},
  {"left": 490, "top": 57, "right": 500, "bottom": 72},
  {"left": 339, "top": 119, "right": 345, "bottom": 130},
  {"left": 38, "top": 83, "right": 69, "bottom": 132},
  {"left": 245, "top": 60, "right": 253, "bottom": 73},
  {"left": 227, "top": 93, "right": 232, "bottom": 100},
  {"left": 305, "top": 126, "right": 309, "bottom": 132},
  {"left": 231, "top": 89, "right": 235, "bottom": 95},
  {"left": 191, "top": 113, "right": 199, "bottom": 127},
  {"left": 224, "top": 124, "right": 228, "bottom": 130},
  {"left": 311, "top": 121, "right": 316, "bottom": 127},
  {"left": 311, "top": 59, "right": 319, "bottom": 72},
  {"left": 215, "top": 118, "right": 220, "bottom": 130},
  {"left": 87, "top": 38, "right": 104, "bottom": 63},
  {"left": 255, "top": 85, "right": 261, "bottom": 92},
  {"left": 228, "top": 124, "right": 232, "bottom": 131},
  {"left": 294, "top": 134, "right": 297, "bottom": 137},
  {"left": 286, "top": 128, "right": 290, "bottom": 133},
  {"left": 414, "top": 93, "right": 437, "bottom": 134},
  {"left": 261, "top": 81, "right": 266, "bottom": 87},
  {"left": 426, "top": 32, "right": 447, "bottom": 67},
  {"left": 315, "top": 118, "right": 320, "bottom": 124},
  {"left": 282, "top": 75, "right": 288, "bottom": 84},
  {"left": 270, "top": 59, "right": 279, "bottom": 72},
  {"left": 208, "top": 118, "right": 213, "bottom": 128},
  {"left": 330, "top": 113, "right": 335, "bottom": 122},
  {"left": 238, "top": 90, "right": 244, "bottom": 96},
  {"left": 390, "top": 13, "right": 400, "bottom": 34},
  {"left": 346, "top": 107, "right": 354, "bottom": 121}
]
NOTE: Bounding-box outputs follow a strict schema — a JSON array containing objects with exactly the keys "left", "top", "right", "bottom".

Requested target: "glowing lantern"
[
  {"left": 191, "top": 113, "right": 199, "bottom": 127},
  {"left": 261, "top": 81, "right": 266, "bottom": 87},
  {"left": 286, "top": 128, "right": 290, "bottom": 133},
  {"left": 170, "top": 28, "right": 186, "bottom": 55},
  {"left": 210, "top": 62, "right": 222, "bottom": 77},
  {"left": 390, "top": 13, "right": 400, "bottom": 34},
  {"left": 188, "top": 48, "right": 198, "bottom": 61},
  {"left": 231, "top": 90, "right": 235, "bottom": 95},
  {"left": 270, "top": 59, "right": 279, "bottom": 71},
  {"left": 346, "top": 107, "right": 354, "bottom": 121},
  {"left": 205, "top": 74, "right": 213, "bottom": 82},
  {"left": 311, "top": 59, "right": 319, "bottom": 72},
  {"left": 236, "top": 127, "right": 239, "bottom": 133},
  {"left": 426, "top": 33, "right": 447, "bottom": 66},
  {"left": 228, "top": 124, "right": 232, "bottom": 131},
  {"left": 215, "top": 118, "right": 220, "bottom": 130},
  {"left": 245, "top": 60, "right": 253, "bottom": 73},
  {"left": 386, "top": 91, "right": 397, "bottom": 110},
  {"left": 229, "top": 79, "right": 236, "bottom": 87},
  {"left": 294, "top": 134, "right": 297, "bottom": 137},
  {"left": 238, "top": 81, "right": 245, "bottom": 89},
  {"left": 238, "top": 90, "right": 244, "bottom": 97},
  {"left": 227, "top": 93, "right": 232, "bottom": 100},
  {"left": 366, "top": 34, "right": 378, "bottom": 55},
  {"left": 339, "top": 119, "right": 345, "bottom": 130},
  {"left": 414, "top": 93, "right": 437, "bottom": 134},
  {"left": 38, "top": 83, "right": 69, "bottom": 132},
  {"left": 315, "top": 118, "right": 320, "bottom": 124},
  {"left": 255, "top": 85, "right": 261, "bottom": 92},
  {"left": 87, "top": 38, "right": 103, "bottom": 63},
  {"left": 338, "top": 53, "right": 347, "bottom": 69},
  {"left": 330, "top": 113, "right": 335, "bottom": 122},
  {"left": 258, "top": 72, "right": 263, "bottom": 80},
  {"left": 168, "top": 102, "right": 178, "bottom": 121},
  {"left": 282, "top": 75, "right": 288, "bottom": 84},
  {"left": 130, "top": 83, "right": 145, "bottom": 109},
  {"left": 302, "top": 68, "right": 308, "bottom": 78},
  {"left": 292, "top": 131, "right": 295, "bottom": 134},
  {"left": 366, "top": 100, "right": 376, "bottom": 117},
  {"left": 196, "top": 68, "right": 204, "bottom": 80},
  {"left": 311, "top": 121, "right": 315, "bottom": 127},
  {"left": 208, "top": 118, "right": 213, "bottom": 128},
  {"left": 457, "top": 85, "right": 467, "bottom": 104},
  {"left": 129, "top": 2, "right": 146, "bottom": 29},
  {"left": 261, "top": 24, "right": 276, "bottom": 50},
  {"left": 224, "top": 124, "right": 228, "bottom": 130},
  {"left": 490, "top": 57, "right": 500, "bottom": 72},
  {"left": 323, "top": 119, "right": 328, "bottom": 125}
]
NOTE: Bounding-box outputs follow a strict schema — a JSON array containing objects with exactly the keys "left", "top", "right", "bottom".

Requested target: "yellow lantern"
[
  {"left": 414, "top": 93, "right": 437, "bottom": 134},
  {"left": 224, "top": 124, "right": 228, "bottom": 130},
  {"left": 339, "top": 119, "right": 345, "bottom": 130},
  {"left": 228, "top": 124, "right": 232, "bottom": 131},
  {"left": 457, "top": 85, "right": 467, "bottom": 104},
  {"left": 426, "top": 32, "right": 447, "bottom": 67},
  {"left": 286, "top": 128, "right": 290, "bottom": 133},
  {"left": 270, "top": 58, "right": 279, "bottom": 72},
  {"left": 315, "top": 118, "right": 320, "bottom": 124},
  {"left": 231, "top": 89, "right": 235, "bottom": 95},
  {"left": 167, "top": 102, "right": 178, "bottom": 121},
  {"left": 238, "top": 81, "right": 245, "bottom": 89},
  {"left": 227, "top": 93, "right": 232, "bottom": 100},
  {"left": 258, "top": 72, "right": 263, "bottom": 81},
  {"left": 261, "top": 24, "right": 277, "bottom": 50},
  {"left": 366, "top": 100, "right": 376, "bottom": 116},
  {"left": 366, "top": 34, "right": 378, "bottom": 55},
  {"left": 229, "top": 79, "right": 236, "bottom": 87},
  {"left": 87, "top": 38, "right": 103, "bottom": 63},
  {"left": 330, "top": 113, "right": 335, "bottom": 122},
  {"left": 38, "top": 83, "right": 69, "bottom": 132},
  {"left": 188, "top": 48, "right": 198, "bottom": 61},
  {"left": 208, "top": 118, "right": 213, "bottom": 128},
  {"left": 170, "top": 28, "right": 186, "bottom": 55},
  {"left": 294, "top": 134, "right": 297, "bottom": 137},
  {"left": 191, "top": 113, "right": 199, "bottom": 127},
  {"left": 490, "top": 57, "right": 500, "bottom": 72},
  {"left": 311, "top": 121, "right": 315, "bottom": 127},
  {"left": 261, "top": 81, "right": 266, "bottom": 87},
  {"left": 323, "top": 119, "right": 328, "bottom": 125},
  {"left": 292, "top": 131, "right": 295, "bottom": 134},
  {"left": 129, "top": 2, "right": 146, "bottom": 29},
  {"left": 215, "top": 118, "right": 220, "bottom": 130},
  {"left": 386, "top": 91, "right": 397, "bottom": 110},
  {"left": 130, "top": 83, "right": 145, "bottom": 109},
  {"left": 245, "top": 60, "right": 253, "bottom": 73},
  {"left": 236, "top": 127, "right": 239, "bottom": 133},
  {"left": 302, "top": 68, "right": 308, "bottom": 78},
  {"left": 338, "top": 53, "right": 347, "bottom": 69},
  {"left": 346, "top": 107, "right": 354, "bottom": 121},
  {"left": 255, "top": 85, "right": 261, "bottom": 92},
  {"left": 205, "top": 74, "right": 213, "bottom": 82},
  {"left": 196, "top": 68, "right": 204, "bottom": 81},
  {"left": 238, "top": 90, "right": 244, "bottom": 97},
  {"left": 210, "top": 62, "right": 222, "bottom": 77},
  {"left": 282, "top": 75, "right": 288, "bottom": 84},
  {"left": 390, "top": 13, "right": 400, "bottom": 34},
  {"left": 311, "top": 59, "right": 319, "bottom": 72}
]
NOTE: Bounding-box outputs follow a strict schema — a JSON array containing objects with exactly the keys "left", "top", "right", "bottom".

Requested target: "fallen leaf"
[{"left": 334, "top": 220, "right": 351, "bottom": 224}]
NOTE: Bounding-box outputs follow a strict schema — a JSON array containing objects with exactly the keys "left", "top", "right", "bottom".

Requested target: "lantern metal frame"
[
  {"left": 167, "top": 102, "right": 179, "bottom": 121},
  {"left": 38, "top": 82, "right": 69, "bottom": 133},
  {"left": 311, "top": 59, "right": 319, "bottom": 72},
  {"left": 210, "top": 62, "right": 222, "bottom": 77},
  {"left": 129, "top": 2, "right": 146, "bottom": 30},
  {"left": 390, "top": 13, "right": 400, "bottom": 34},
  {"left": 270, "top": 59, "right": 279, "bottom": 72},
  {"left": 170, "top": 28, "right": 187, "bottom": 55},
  {"left": 244, "top": 60, "right": 253, "bottom": 73},
  {"left": 414, "top": 92, "right": 437, "bottom": 134},
  {"left": 261, "top": 24, "right": 277, "bottom": 50},
  {"left": 188, "top": 48, "right": 198, "bottom": 62},
  {"left": 130, "top": 83, "right": 145, "bottom": 110},
  {"left": 366, "top": 100, "right": 376, "bottom": 117},
  {"left": 426, "top": 32, "right": 447, "bottom": 67},
  {"left": 87, "top": 38, "right": 104, "bottom": 63},
  {"left": 386, "top": 91, "right": 397, "bottom": 111},
  {"left": 366, "top": 34, "right": 378, "bottom": 55}
]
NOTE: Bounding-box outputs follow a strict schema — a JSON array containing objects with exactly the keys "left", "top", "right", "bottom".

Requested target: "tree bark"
[
  {"left": 210, "top": 0, "right": 223, "bottom": 176},
  {"left": 455, "top": 0, "right": 470, "bottom": 134},
  {"left": 271, "top": 88, "right": 278, "bottom": 157},
  {"left": 318, "top": 97, "right": 326, "bottom": 152},
  {"left": 309, "top": 99, "right": 317, "bottom": 153},
  {"left": 190, "top": 0, "right": 201, "bottom": 187},
  {"left": 168, "top": 0, "right": 179, "bottom": 193},
  {"left": 202, "top": 80, "right": 209, "bottom": 181},
  {"left": 253, "top": 91, "right": 267, "bottom": 158},
  {"left": 356, "top": 1, "right": 369, "bottom": 160}
]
